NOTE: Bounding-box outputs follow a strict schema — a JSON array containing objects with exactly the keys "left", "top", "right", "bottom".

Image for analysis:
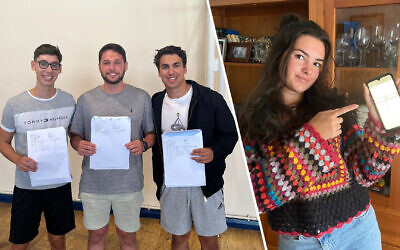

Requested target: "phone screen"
[{"left": 367, "top": 74, "right": 400, "bottom": 130}]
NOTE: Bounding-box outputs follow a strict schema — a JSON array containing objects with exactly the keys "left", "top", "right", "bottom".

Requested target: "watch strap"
[{"left": 142, "top": 139, "right": 149, "bottom": 152}]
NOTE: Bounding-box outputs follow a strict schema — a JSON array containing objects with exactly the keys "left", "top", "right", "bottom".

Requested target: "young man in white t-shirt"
[
  {"left": 151, "top": 45, "right": 238, "bottom": 250},
  {"left": 0, "top": 44, "right": 75, "bottom": 250}
]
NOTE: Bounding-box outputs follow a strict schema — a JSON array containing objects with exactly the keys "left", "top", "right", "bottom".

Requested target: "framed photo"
[
  {"left": 218, "top": 38, "right": 227, "bottom": 61},
  {"left": 226, "top": 42, "right": 253, "bottom": 63}
]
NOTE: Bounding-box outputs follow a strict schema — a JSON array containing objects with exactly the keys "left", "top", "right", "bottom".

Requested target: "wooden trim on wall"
[
  {"left": 390, "top": 156, "right": 400, "bottom": 210},
  {"left": 333, "top": 0, "right": 400, "bottom": 8},
  {"left": 210, "top": 0, "right": 305, "bottom": 7}
]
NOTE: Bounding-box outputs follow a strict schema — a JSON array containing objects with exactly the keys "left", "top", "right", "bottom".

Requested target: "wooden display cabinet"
[
  {"left": 324, "top": 1, "right": 400, "bottom": 249},
  {"left": 210, "top": 1, "right": 324, "bottom": 249},
  {"left": 210, "top": 0, "right": 325, "bottom": 104},
  {"left": 211, "top": 0, "right": 400, "bottom": 249}
]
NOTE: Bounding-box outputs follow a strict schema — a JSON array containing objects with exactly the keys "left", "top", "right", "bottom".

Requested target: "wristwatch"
[{"left": 142, "top": 139, "right": 149, "bottom": 152}]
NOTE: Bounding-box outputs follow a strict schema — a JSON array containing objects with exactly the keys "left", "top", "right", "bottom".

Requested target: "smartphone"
[{"left": 367, "top": 73, "right": 400, "bottom": 131}]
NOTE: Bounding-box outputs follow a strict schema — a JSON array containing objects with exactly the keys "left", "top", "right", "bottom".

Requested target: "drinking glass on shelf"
[
  {"left": 346, "top": 27, "right": 359, "bottom": 67},
  {"left": 387, "top": 23, "right": 399, "bottom": 67},
  {"left": 388, "top": 23, "right": 399, "bottom": 45},
  {"left": 354, "top": 26, "right": 370, "bottom": 67},
  {"left": 336, "top": 33, "right": 350, "bottom": 66},
  {"left": 371, "top": 25, "right": 386, "bottom": 67}
]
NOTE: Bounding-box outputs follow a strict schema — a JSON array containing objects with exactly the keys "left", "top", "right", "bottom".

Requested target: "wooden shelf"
[
  {"left": 212, "top": 0, "right": 308, "bottom": 104},
  {"left": 370, "top": 190, "right": 390, "bottom": 208},
  {"left": 210, "top": 0, "right": 306, "bottom": 7},
  {"left": 334, "top": 67, "right": 397, "bottom": 104},
  {"left": 212, "top": 1, "right": 308, "bottom": 38},
  {"left": 224, "top": 62, "right": 264, "bottom": 67}
]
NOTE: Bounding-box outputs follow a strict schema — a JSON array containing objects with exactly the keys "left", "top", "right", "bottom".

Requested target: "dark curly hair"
[
  {"left": 239, "top": 14, "right": 355, "bottom": 144},
  {"left": 153, "top": 45, "right": 187, "bottom": 71},
  {"left": 34, "top": 44, "right": 62, "bottom": 62}
]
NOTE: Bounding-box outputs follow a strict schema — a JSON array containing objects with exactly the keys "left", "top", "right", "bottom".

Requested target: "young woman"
[{"left": 240, "top": 14, "right": 400, "bottom": 249}]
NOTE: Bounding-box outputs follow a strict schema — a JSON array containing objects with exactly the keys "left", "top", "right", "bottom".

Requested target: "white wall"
[{"left": 0, "top": 0, "right": 258, "bottom": 220}]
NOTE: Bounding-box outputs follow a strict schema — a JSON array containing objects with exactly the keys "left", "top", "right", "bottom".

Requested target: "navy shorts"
[{"left": 9, "top": 183, "right": 75, "bottom": 244}]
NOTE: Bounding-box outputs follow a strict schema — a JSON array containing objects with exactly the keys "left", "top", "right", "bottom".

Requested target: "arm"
[
  {"left": 70, "top": 132, "right": 96, "bottom": 156},
  {"left": 0, "top": 128, "right": 37, "bottom": 172},
  {"left": 125, "top": 132, "right": 155, "bottom": 155},
  {"left": 342, "top": 84, "right": 400, "bottom": 187},
  {"left": 192, "top": 93, "right": 238, "bottom": 163},
  {"left": 126, "top": 92, "right": 156, "bottom": 155},
  {"left": 245, "top": 122, "right": 343, "bottom": 213},
  {"left": 207, "top": 92, "right": 238, "bottom": 161},
  {"left": 342, "top": 116, "right": 398, "bottom": 187}
]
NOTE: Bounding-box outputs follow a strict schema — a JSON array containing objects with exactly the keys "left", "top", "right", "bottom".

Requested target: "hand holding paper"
[
  {"left": 191, "top": 147, "right": 214, "bottom": 163},
  {"left": 76, "top": 139, "right": 96, "bottom": 156},
  {"left": 125, "top": 139, "right": 144, "bottom": 155},
  {"left": 17, "top": 156, "right": 37, "bottom": 172}
]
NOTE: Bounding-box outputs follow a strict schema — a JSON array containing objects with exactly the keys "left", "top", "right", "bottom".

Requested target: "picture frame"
[
  {"left": 226, "top": 42, "right": 253, "bottom": 63},
  {"left": 250, "top": 42, "right": 267, "bottom": 63},
  {"left": 218, "top": 38, "right": 227, "bottom": 61}
]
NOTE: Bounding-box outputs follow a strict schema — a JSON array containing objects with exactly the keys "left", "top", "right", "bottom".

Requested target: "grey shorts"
[{"left": 159, "top": 186, "right": 227, "bottom": 236}]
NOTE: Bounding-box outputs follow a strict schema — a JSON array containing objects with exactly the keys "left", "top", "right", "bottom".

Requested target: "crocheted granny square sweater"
[{"left": 244, "top": 115, "right": 400, "bottom": 238}]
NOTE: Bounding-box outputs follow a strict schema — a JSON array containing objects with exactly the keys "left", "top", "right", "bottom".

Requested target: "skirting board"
[{"left": 0, "top": 193, "right": 259, "bottom": 231}]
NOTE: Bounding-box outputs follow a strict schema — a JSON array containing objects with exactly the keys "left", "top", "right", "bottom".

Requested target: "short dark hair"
[
  {"left": 34, "top": 44, "right": 62, "bottom": 62},
  {"left": 98, "top": 43, "right": 126, "bottom": 63},
  {"left": 153, "top": 45, "right": 187, "bottom": 71}
]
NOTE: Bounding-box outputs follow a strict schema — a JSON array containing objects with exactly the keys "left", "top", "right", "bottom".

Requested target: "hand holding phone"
[{"left": 366, "top": 73, "right": 400, "bottom": 131}]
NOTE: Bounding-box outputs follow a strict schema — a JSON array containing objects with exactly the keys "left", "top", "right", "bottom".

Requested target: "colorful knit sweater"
[{"left": 244, "top": 115, "right": 400, "bottom": 237}]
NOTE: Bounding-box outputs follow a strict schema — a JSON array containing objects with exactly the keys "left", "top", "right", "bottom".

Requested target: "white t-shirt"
[{"left": 161, "top": 86, "right": 193, "bottom": 133}]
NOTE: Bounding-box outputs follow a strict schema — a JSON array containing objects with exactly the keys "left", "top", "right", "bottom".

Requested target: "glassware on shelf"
[
  {"left": 346, "top": 27, "right": 359, "bottom": 67},
  {"left": 335, "top": 33, "right": 350, "bottom": 66},
  {"left": 354, "top": 26, "right": 370, "bottom": 67},
  {"left": 371, "top": 25, "right": 386, "bottom": 67},
  {"left": 387, "top": 23, "right": 399, "bottom": 68}
]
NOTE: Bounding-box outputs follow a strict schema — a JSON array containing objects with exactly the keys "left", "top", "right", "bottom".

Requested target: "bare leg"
[
  {"left": 171, "top": 232, "right": 191, "bottom": 250},
  {"left": 88, "top": 224, "right": 109, "bottom": 250},
  {"left": 198, "top": 235, "right": 219, "bottom": 250},
  {"left": 115, "top": 226, "right": 137, "bottom": 250},
  {"left": 47, "top": 233, "right": 66, "bottom": 250},
  {"left": 10, "top": 242, "right": 29, "bottom": 250}
]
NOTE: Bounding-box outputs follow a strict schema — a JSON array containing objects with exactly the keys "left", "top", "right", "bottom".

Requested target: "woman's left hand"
[{"left": 363, "top": 77, "right": 400, "bottom": 121}]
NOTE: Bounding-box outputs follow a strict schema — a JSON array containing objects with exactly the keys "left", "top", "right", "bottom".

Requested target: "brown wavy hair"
[{"left": 239, "top": 14, "right": 355, "bottom": 144}]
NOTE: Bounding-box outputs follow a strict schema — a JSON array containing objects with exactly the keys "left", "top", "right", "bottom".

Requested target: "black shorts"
[{"left": 9, "top": 183, "right": 76, "bottom": 244}]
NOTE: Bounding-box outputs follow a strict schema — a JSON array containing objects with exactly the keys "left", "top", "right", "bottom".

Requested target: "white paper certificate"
[
  {"left": 162, "top": 129, "right": 206, "bottom": 187},
  {"left": 90, "top": 116, "right": 131, "bottom": 170},
  {"left": 27, "top": 127, "right": 71, "bottom": 186}
]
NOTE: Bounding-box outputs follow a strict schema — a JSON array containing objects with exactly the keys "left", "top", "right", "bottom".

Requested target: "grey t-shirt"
[
  {"left": 0, "top": 89, "right": 76, "bottom": 190},
  {"left": 70, "top": 85, "right": 154, "bottom": 195}
]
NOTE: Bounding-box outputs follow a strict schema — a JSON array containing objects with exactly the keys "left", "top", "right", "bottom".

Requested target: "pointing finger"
[{"left": 333, "top": 104, "right": 359, "bottom": 117}]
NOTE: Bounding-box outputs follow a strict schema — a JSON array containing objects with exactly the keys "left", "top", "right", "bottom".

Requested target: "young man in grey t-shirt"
[
  {"left": 0, "top": 44, "right": 75, "bottom": 249},
  {"left": 70, "top": 43, "right": 155, "bottom": 249}
]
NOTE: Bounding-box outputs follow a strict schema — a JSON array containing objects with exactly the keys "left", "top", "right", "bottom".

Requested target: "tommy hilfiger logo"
[{"left": 23, "top": 115, "right": 69, "bottom": 125}]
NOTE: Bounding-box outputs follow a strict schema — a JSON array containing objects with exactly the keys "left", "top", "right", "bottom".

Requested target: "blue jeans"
[{"left": 278, "top": 205, "right": 381, "bottom": 250}]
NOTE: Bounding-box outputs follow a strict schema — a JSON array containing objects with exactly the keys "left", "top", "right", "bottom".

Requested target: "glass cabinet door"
[{"left": 330, "top": 2, "right": 400, "bottom": 197}]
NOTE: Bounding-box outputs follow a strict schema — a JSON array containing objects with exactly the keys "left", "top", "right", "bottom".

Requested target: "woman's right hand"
[{"left": 308, "top": 104, "right": 359, "bottom": 140}]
